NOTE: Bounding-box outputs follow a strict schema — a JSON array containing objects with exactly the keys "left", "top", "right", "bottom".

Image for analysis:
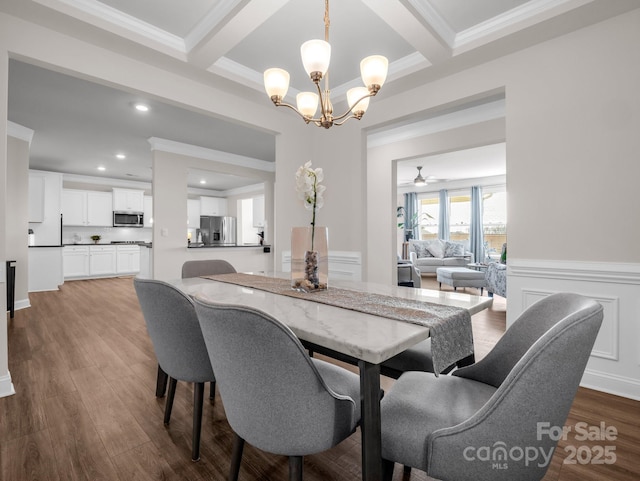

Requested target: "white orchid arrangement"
[{"left": 295, "top": 161, "right": 325, "bottom": 250}]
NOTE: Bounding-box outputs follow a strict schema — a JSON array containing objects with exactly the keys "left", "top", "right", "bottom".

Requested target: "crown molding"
[
  {"left": 62, "top": 172, "right": 151, "bottom": 190},
  {"left": 147, "top": 137, "right": 275, "bottom": 173},
  {"left": 34, "top": 0, "right": 186, "bottom": 53},
  {"left": 7, "top": 121, "right": 35, "bottom": 145},
  {"left": 454, "top": 0, "right": 593, "bottom": 51},
  {"left": 368, "top": 98, "right": 505, "bottom": 149},
  {"left": 404, "top": 0, "right": 456, "bottom": 47},
  {"left": 184, "top": 0, "right": 245, "bottom": 52}
]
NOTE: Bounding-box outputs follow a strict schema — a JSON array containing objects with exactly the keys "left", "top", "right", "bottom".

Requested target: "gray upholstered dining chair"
[
  {"left": 193, "top": 298, "right": 361, "bottom": 481},
  {"left": 134, "top": 278, "right": 216, "bottom": 462},
  {"left": 380, "top": 292, "right": 603, "bottom": 481},
  {"left": 181, "top": 258, "right": 236, "bottom": 278},
  {"left": 155, "top": 259, "right": 238, "bottom": 399}
]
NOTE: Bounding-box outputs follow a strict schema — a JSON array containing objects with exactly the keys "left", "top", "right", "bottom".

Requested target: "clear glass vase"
[{"left": 291, "top": 226, "right": 328, "bottom": 292}]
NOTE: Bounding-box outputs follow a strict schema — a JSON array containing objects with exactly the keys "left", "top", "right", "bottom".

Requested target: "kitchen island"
[
  {"left": 181, "top": 244, "right": 273, "bottom": 275},
  {"left": 28, "top": 246, "right": 63, "bottom": 292},
  {"left": 187, "top": 243, "right": 266, "bottom": 248}
]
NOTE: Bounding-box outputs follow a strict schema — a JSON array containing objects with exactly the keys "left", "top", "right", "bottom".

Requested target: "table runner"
[{"left": 203, "top": 272, "right": 474, "bottom": 375}]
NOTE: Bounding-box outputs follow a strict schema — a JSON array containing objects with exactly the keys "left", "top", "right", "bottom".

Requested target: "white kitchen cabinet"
[
  {"left": 62, "top": 190, "right": 86, "bottom": 226},
  {"left": 200, "top": 196, "right": 227, "bottom": 216},
  {"left": 64, "top": 244, "right": 139, "bottom": 278},
  {"left": 63, "top": 245, "right": 90, "bottom": 278},
  {"left": 28, "top": 173, "right": 45, "bottom": 222},
  {"left": 62, "top": 189, "right": 112, "bottom": 226},
  {"left": 116, "top": 245, "right": 141, "bottom": 273},
  {"left": 89, "top": 245, "right": 116, "bottom": 276},
  {"left": 87, "top": 192, "right": 113, "bottom": 226},
  {"left": 143, "top": 195, "right": 153, "bottom": 227},
  {"left": 113, "top": 188, "right": 144, "bottom": 212},
  {"left": 187, "top": 198, "right": 201, "bottom": 228}
]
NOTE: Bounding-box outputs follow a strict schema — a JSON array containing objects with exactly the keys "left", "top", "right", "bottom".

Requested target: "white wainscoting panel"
[
  {"left": 508, "top": 259, "right": 640, "bottom": 401},
  {"left": 521, "top": 289, "right": 619, "bottom": 361},
  {"left": 282, "top": 251, "right": 362, "bottom": 281}
]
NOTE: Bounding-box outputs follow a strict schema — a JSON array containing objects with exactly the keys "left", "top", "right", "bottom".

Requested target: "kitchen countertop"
[
  {"left": 187, "top": 243, "right": 267, "bottom": 248},
  {"left": 63, "top": 242, "right": 152, "bottom": 247}
]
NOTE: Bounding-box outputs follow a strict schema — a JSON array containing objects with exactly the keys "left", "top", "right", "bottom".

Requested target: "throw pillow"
[
  {"left": 426, "top": 239, "right": 446, "bottom": 258},
  {"left": 419, "top": 244, "right": 433, "bottom": 257},
  {"left": 444, "top": 241, "right": 465, "bottom": 257},
  {"left": 414, "top": 242, "right": 432, "bottom": 258}
]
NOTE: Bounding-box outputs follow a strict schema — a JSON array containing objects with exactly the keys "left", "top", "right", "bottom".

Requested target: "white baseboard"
[
  {"left": 14, "top": 298, "right": 31, "bottom": 311},
  {"left": 0, "top": 372, "right": 16, "bottom": 398},
  {"left": 582, "top": 369, "right": 640, "bottom": 401}
]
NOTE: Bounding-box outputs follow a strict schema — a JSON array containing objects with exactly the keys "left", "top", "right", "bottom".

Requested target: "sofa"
[{"left": 407, "top": 239, "right": 474, "bottom": 274}]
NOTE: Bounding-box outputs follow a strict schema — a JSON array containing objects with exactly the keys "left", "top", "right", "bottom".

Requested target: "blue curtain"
[
  {"left": 438, "top": 189, "right": 449, "bottom": 240},
  {"left": 470, "top": 186, "right": 484, "bottom": 263},
  {"left": 404, "top": 192, "right": 419, "bottom": 240}
]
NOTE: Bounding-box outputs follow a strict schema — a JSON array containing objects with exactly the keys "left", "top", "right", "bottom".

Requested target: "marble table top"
[{"left": 171, "top": 272, "right": 493, "bottom": 365}]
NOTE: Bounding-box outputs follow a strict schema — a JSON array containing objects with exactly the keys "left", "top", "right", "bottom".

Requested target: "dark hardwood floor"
[{"left": 1, "top": 276, "right": 638, "bottom": 480}]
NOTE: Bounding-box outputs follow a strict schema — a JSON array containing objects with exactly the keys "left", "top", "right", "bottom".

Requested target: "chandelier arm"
[
  {"left": 274, "top": 101, "right": 318, "bottom": 124},
  {"left": 331, "top": 91, "right": 375, "bottom": 122},
  {"left": 273, "top": 100, "right": 330, "bottom": 125},
  {"left": 333, "top": 115, "right": 359, "bottom": 126}
]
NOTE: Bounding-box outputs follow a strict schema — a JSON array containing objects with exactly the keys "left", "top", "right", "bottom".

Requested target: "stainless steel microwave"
[{"left": 113, "top": 211, "right": 144, "bottom": 227}]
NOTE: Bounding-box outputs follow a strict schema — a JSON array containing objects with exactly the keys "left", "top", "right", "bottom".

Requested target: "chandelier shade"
[
  {"left": 361, "top": 55, "right": 389, "bottom": 90},
  {"left": 296, "top": 92, "right": 319, "bottom": 118},
  {"left": 300, "top": 40, "right": 331, "bottom": 78},
  {"left": 347, "top": 87, "right": 370, "bottom": 115},
  {"left": 264, "top": 68, "right": 290, "bottom": 99},
  {"left": 263, "top": 0, "right": 388, "bottom": 129}
]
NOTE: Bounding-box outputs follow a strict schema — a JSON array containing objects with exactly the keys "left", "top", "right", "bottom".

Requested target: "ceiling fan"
[{"left": 398, "top": 166, "right": 445, "bottom": 187}]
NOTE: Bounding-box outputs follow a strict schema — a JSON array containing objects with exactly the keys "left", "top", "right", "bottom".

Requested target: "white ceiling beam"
[
  {"left": 187, "top": 0, "right": 290, "bottom": 70},
  {"left": 361, "top": 0, "right": 451, "bottom": 65}
]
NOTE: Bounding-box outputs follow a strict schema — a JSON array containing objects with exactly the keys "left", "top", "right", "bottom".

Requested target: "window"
[
  {"left": 449, "top": 194, "right": 471, "bottom": 242},
  {"left": 417, "top": 185, "right": 507, "bottom": 254},
  {"left": 418, "top": 196, "right": 438, "bottom": 240},
  {"left": 482, "top": 187, "right": 507, "bottom": 260}
]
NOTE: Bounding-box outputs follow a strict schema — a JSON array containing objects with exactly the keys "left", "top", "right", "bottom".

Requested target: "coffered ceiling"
[{"left": 4, "top": 0, "right": 633, "bottom": 190}]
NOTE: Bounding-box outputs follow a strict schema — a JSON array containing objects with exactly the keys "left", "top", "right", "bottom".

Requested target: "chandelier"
[{"left": 263, "top": 0, "right": 388, "bottom": 129}]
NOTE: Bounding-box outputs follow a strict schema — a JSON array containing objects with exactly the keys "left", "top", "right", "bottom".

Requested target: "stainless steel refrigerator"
[{"left": 199, "top": 216, "right": 237, "bottom": 246}]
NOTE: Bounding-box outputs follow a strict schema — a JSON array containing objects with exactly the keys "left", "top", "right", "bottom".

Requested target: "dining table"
[{"left": 170, "top": 272, "right": 493, "bottom": 481}]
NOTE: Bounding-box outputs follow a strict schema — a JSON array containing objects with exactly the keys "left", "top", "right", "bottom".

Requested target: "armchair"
[
  {"left": 380, "top": 293, "right": 603, "bottom": 480},
  {"left": 485, "top": 243, "right": 507, "bottom": 297},
  {"left": 397, "top": 257, "right": 422, "bottom": 288},
  {"left": 485, "top": 262, "right": 507, "bottom": 298}
]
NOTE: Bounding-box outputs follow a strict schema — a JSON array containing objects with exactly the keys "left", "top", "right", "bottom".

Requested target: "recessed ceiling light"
[
  {"left": 116, "top": 153, "right": 126, "bottom": 159},
  {"left": 134, "top": 103, "right": 149, "bottom": 112},
  {"left": 200, "top": 179, "right": 206, "bottom": 184},
  {"left": 97, "top": 166, "right": 106, "bottom": 171}
]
